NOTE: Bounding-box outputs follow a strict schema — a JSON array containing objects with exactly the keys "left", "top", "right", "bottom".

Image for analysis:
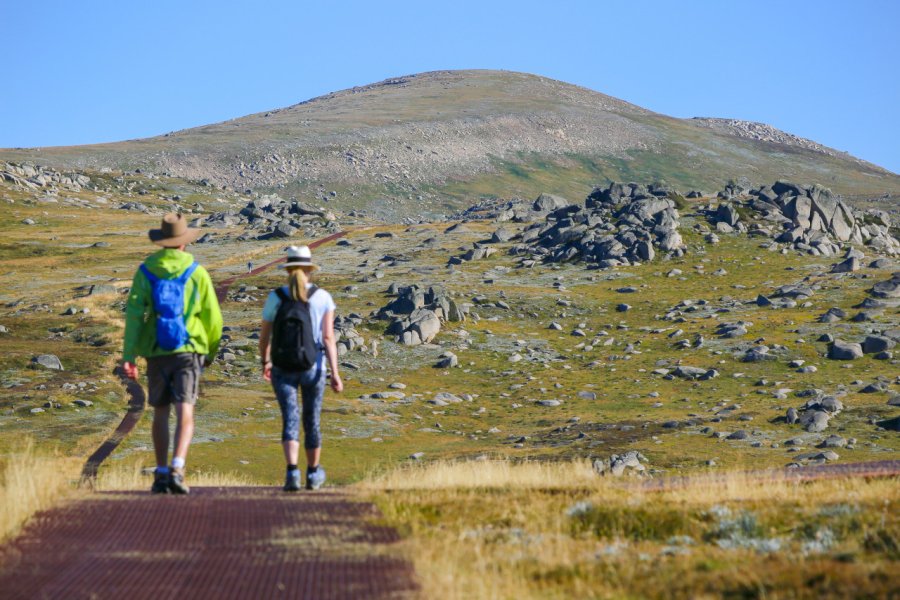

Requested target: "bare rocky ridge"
[
  {"left": 691, "top": 118, "right": 846, "bottom": 160},
  {"left": 1, "top": 70, "right": 898, "bottom": 222}
]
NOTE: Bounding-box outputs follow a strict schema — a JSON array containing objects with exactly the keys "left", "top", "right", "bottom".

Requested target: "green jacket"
[{"left": 122, "top": 249, "right": 223, "bottom": 364}]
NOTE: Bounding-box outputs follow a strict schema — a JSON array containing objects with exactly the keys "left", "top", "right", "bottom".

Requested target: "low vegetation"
[
  {"left": 93, "top": 458, "right": 257, "bottom": 491},
  {"left": 0, "top": 145, "right": 897, "bottom": 599},
  {"left": 362, "top": 459, "right": 900, "bottom": 599},
  {"left": 0, "top": 440, "right": 82, "bottom": 542}
]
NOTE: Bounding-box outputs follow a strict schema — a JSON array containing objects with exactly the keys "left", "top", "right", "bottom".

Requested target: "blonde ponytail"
[{"left": 288, "top": 267, "right": 309, "bottom": 302}]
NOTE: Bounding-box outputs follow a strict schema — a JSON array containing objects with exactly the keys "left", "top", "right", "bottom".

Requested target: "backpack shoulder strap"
[
  {"left": 139, "top": 263, "right": 159, "bottom": 284},
  {"left": 307, "top": 285, "right": 319, "bottom": 301},
  {"left": 176, "top": 261, "right": 198, "bottom": 283},
  {"left": 274, "top": 287, "right": 290, "bottom": 302}
]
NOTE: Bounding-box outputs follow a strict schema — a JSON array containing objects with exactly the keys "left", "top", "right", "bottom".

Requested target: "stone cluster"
[
  {"left": 334, "top": 314, "right": 368, "bottom": 356},
  {"left": 708, "top": 180, "right": 898, "bottom": 256},
  {"left": 200, "top": 194, "right": 337, "bottom": 241},
  {"left": 510, "top": 182, "right": 686, "bottom": 268},
  {"left": 787, "top": 394, "right": 844, "bottom": 433},
  {"left": 592, "top": 450, "right": 650, "bottom": 477},
  {"left": 376, "top": 285, "right": 467, "bottom": 346},
  {"left": 2, "top": 162, "right": 91, "bottom": 192}
]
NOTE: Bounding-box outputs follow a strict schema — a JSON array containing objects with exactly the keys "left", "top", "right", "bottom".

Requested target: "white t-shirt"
[{"left": 261, "top": 284, "right": 336, "bottom": 347}]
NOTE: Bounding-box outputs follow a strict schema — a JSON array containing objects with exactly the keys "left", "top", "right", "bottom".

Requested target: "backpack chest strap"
[{"left": 140, "top": 261, "right": 197, "bottom": 284}]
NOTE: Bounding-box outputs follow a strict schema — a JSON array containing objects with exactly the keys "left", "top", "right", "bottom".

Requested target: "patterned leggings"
[{"left": 271, "top": 363, "right": 325, "bottom": 449}]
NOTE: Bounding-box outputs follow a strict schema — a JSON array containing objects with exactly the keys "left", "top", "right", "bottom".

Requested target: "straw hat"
[
  {"left": 148, "top": 213, "right": 202, "bottom": 247},
  {"left": 279, "top": 245, "right": 319, "bottom": 271}
]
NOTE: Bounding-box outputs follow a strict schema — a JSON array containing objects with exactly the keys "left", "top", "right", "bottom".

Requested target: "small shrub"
[
  {"left": 864, "top": 528, "right": 900, "bottom": 560},
  {"left": 569, "top": 504, "right": 694, "bottom": 541}
]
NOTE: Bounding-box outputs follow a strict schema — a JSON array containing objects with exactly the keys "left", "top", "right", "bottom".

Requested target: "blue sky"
[{"left": 2, "top": 0, "right": 898, "bottom": 173}]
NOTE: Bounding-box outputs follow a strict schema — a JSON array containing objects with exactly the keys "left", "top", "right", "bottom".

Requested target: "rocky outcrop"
[
  {"left": 333, "top": 314, "right": 368, "bottom": 356},
  {"left": 509, "top": 182, "right": 686, "bottom": 268},
  {"left": 495, "top": 192, "right": 576, "bottom": 222},
  {"left": 692, "top": 118, "right": 841, "bottom": 158},
  {"left": 199, "top": 194, "right": 338, "bottom": 241},
  {"left": 707, "top": 180, "right": 899, "bottom": 256},
  {"left": 592, "top": 450, "right": 650, "bottom": 477},
  {"left": 2, "top": 162, "right": 91, "bottom": 192},
  {"left": 791, "top": 395, "right": 844, "bottom": 433},
  {"left": 377, "top": 285, "right": 467, "bottom": 345},
  {"left": 448, "top": 243, "right": 497, "bottom": 266}
]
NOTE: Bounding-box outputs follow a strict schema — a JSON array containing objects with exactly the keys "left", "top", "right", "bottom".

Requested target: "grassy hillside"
[{"left": 1, "top": 70, "right": 897, "bottom": 221}]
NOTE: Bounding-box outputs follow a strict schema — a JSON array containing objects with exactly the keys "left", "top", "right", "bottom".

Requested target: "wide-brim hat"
[
  {"left": 148, "top": 213, "right": 202, "bottom": 247},
  {"left": 279, "top": 245, "right": 319, "bottom": 271}
]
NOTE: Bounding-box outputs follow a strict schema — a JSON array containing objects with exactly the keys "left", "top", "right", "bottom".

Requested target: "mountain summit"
[{"left": 2, "top": 70, "right": 897, "bottom": 218}]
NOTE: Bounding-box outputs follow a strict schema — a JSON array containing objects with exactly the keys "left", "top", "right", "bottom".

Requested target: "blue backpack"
[{"left": 140, "top": 262, "right": 199, "bottom": 351}]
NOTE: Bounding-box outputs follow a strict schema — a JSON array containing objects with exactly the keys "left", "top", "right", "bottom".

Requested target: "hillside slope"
[{"left": 2, "top": 70, "right": 898, "bottom": 219}]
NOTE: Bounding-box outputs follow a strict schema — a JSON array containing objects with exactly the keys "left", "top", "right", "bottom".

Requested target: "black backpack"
[{"left": 271, "top": 286, "right": 319, "bottom": 371}]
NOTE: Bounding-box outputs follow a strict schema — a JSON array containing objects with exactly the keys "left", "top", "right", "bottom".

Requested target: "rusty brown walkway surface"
[{"left": 0, "top": 487, "right": 418, "bottom": 600}]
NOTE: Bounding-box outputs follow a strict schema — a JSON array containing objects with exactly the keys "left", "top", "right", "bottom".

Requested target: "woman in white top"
[{"left": 258, "top": 245, "right": 343, "bottom": 491}]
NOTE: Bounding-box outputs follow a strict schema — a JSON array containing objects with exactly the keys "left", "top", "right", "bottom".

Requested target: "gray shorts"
[{"left": 146, "top": 353, "right": 203, "bottom": 407}]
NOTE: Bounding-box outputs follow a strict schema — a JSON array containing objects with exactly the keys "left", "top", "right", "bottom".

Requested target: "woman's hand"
[
  {"left": 262, "top": 361, "right": 272, "bottom": 382},
  {"left": 330, "top": 372, "right": 343, "bottom": 393}
]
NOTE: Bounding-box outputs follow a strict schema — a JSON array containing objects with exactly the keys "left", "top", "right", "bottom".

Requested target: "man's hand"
[
  {"left": 262, "top": 361, "right": 272, "bottom": 382},
  {"left": 122, "top": 361, "right": 138, "bottom": 381},
  {"left": 330, "top": 372, "right": 343, "bottom": 393}
]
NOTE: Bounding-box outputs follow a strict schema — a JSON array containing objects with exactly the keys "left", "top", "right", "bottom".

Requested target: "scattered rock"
[
  {"left": 434, "top": 352, "right": 459, "bottom": 369},
  {"left": 31, "top": 354, "right": 63, "bottom": 370},
  {"left": 862, "top": 335, "right": 895, "bottom": 354},
  {"left": 831, "top": 257, "right": 860, "bottom": 273},
  {"left": 827, "top": 341, "right": 863, "bottom": 360}
]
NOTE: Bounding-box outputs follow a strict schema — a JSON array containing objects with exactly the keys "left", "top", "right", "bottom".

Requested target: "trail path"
[
  {"left": 10, "top": 225, "right": 898, "bottom": 598},
  {"left": 0, "top": 488, "right": 418, "bottom": 599},
  {"left": 214, "top": 229, "right": 349, "bottom": 303},
  {"left": 80, "top": 229, "right": 348, "bottom": 481},
  {"left": 45, "top": 229, "right": 417, "bottom": 599}
]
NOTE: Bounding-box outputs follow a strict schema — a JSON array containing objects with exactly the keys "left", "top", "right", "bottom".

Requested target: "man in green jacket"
[{"left": 122, "top": 213, "right": 223, "bottom": 495}]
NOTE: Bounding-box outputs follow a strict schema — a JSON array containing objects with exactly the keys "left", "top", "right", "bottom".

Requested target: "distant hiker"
[
  {"left": 259, "top": 245, "right": 343, "bottom": 491},
  {"left": 122, "top": 213, "right": 223, "bottom": 495},
  {"left": 247, "top": 261, "right": 253, "bottom": 273}
]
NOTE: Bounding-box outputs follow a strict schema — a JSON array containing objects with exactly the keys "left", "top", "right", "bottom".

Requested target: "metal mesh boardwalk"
[{"left": 0, "top": 487, "right": 418, "bottom": 600}]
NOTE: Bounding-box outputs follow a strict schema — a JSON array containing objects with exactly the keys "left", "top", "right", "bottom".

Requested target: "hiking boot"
[
  {"left": 283, "top": 469, "right": 301, "bottom": 492},
  {"left": 168, "top": 467, "right": 190, "bottom": 495},
  {"left": 151, "top": 469, "right": 170, "bottom": 494},
  {"left": 306, "top": 467, "right": 326, "bottom": 490}
]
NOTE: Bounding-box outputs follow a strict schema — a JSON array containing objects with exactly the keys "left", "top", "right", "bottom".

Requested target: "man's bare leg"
[
  {"left": 173, "top": 403, "right": 194, "bottom": 464},
  {"left": 152, "top": 406, "right": 170, "bottom": 468},
  {"left": 168, "top": 403, "right": 194, "bottom": 494}
]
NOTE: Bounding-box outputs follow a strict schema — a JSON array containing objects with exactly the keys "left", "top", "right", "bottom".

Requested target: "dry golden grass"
[
  {"left": 94, "top": 458, "right": 258, "bottom": 491},
  {"left": 0, "top": 440, "right": 83, "bottom": 543},
  {"left": 357, "top": 458, "right": 599, "bottom": 491},
  {"left": 360, "top": 459, "right": 900, "bottom": 600},
  {"left": 362, "top": 457, "right": 900, "bottom": 506}
]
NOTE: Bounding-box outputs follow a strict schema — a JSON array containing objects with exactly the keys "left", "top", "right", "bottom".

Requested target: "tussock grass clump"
[
  {"left": 0, "top": 440, "right": 82, "bottom": 542},
  {"left": 358, "top": 458, "right": 598, "bottom": 491},
  {"left": 94, "top": 459, "right": 258, "bottom": 491},
  {"left": 361, "top": 459, "right": 900, "bottom": 600}
]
